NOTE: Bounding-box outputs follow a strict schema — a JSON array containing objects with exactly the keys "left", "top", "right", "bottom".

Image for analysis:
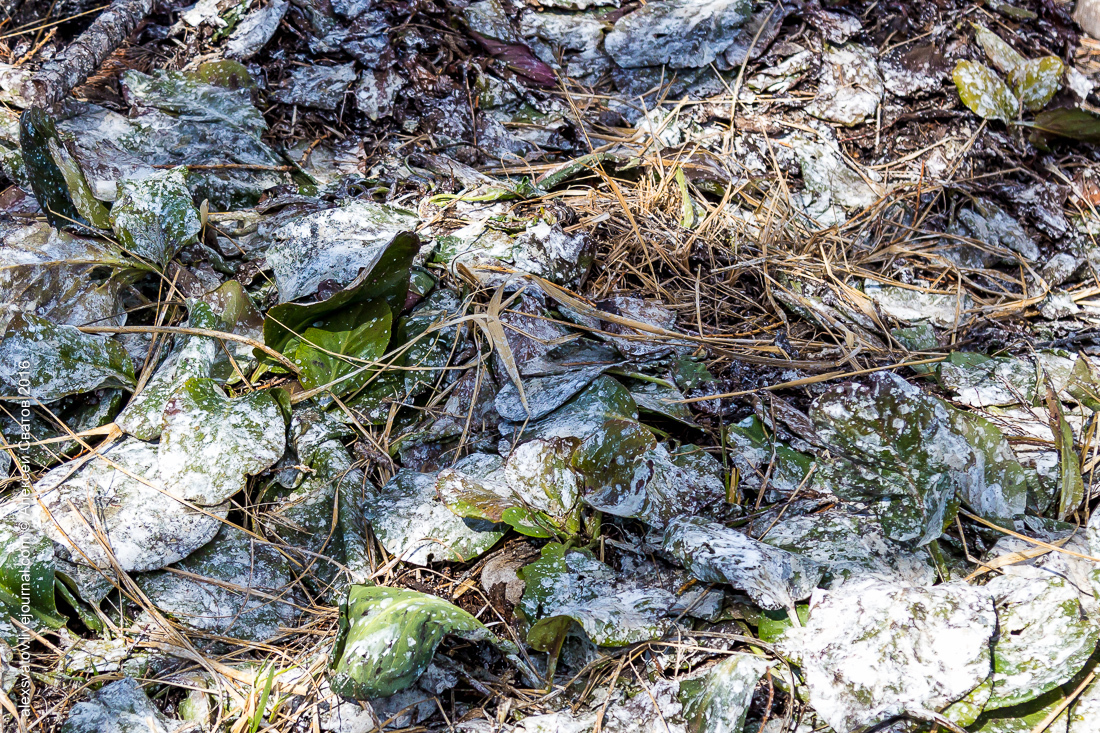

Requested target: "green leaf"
[
  {"left": 1010, "top": 56, "right": 1063, "bottom": 113},
  {"left": 1047, "top": 386, "right": 1084, "bottom": 521},
  {"left": 0, "top": 311, "right": 135, "bottom": 401},
  {"left": 809, "top": 373, "right": 1024, "bottom": 544},
  {"left": 1066, "top": 355, "right": 1100, "bottom": 411},
  {"left": 953, "top": 60, "right": 1018, "bottom": 121},
  {"left": 116, "top": 301, "right": 220, "bottom": 440},
  {"left": 328, "top": 585, "right": 512, "bottom": 699},
  {"left": 972, "top": 23, "right": 1026, "bottom": 77},
  {"left": 981, "top": 575, "right": 1099, "bottom": 711},
  {"left": 19, "top": 108, "right": 99, "bottom": 230},
  {"left": 679, "top": 653, "right": 773, "bottom": 733},
  {"left": 1027, "top": 107, "right": 1100, "bottom": 145},
  {"left": 367, "top": 469, "right": 506, "bottom": 565},
  {"left": 663, "top": 515, "right": 822, "bottom": 611},
  {"left": 46, "top": 137, "right": 110, "bottom": 229},
  {"left": 262, "top": 231, "right": 419, "bottom": 356},
  {"left": 288, "top": 299, "right": 392, "bottom": 398},
  {"left": 261, "top": 409, "right": 369, "bottom": 587},
  {"left": 0, "top": 501, "right": 66, "bottom": 643},
  {"left": 110, "top": 167, "right": 202, "bottom": 266},
  {"left": 984, "top": 0, "right": 1036, "bottom": 19}
]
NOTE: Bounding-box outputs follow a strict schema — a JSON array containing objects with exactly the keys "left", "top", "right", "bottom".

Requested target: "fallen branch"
[{"left": 23, "top": 0, "right": 153, "bottom": 107}]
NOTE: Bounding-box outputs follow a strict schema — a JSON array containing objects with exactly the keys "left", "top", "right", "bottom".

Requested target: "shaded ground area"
[{"left": 6, "top": 1, "right": 1100, "bottom": 732}]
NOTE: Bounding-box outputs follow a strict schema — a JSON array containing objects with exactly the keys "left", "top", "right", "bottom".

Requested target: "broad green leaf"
[
  {"left": 972, "top": 23, "right": 1025, "bottom": 76},
  {"left": 981, "top": 575, "right": 1098, "bottom": 711},
  {"left": 630, "top": 381, "right": 698, "bottom": 426},
  {"left": 0, "top": 311, "right": 135, "bottom": 401},
  {"left": 266, "top": 201, "right": 420, "bottom": 303},
  {"left": 1010, "top": 56, "right": 1063, "bottom": 112},
  {"left": 1066, "top": 355, "right": 1100, "bottom": 411},
  {"left": 0, "top": 222, "right": 136, "bottom": 329},
  {"left": 110, "top": 167, "right": 201, "bottom": 266},
  {"left": 39, "top": 376, "right": 286, "bottom": 573},
  {"left": 760, "top": 510, "right": 936, "bottom": 588},
  {"left": 954, "top": 60, "right": 1018, "bottom": 121},
  {"left": 159, "top": 378, "right": 287, "bottom": 505},
  {"left": 34, "top": 438, "right": 226, "bottom": 572},
  {"left": 262, "top": 231, "right": 419, "bottom": 356},
  {"left": 288, "top": 299, "right": 392, "bottom": 397},
  {"left": 809, "top": 372, "right": 1025, "bottom": 544},
  {"left": 0, "top": 500, "right": 66, "bottom": 643},
  {"left": 985, "top": 0, "right": 1036, "bottom": 19},
  {"left": 571, "top": 416, "right": 657, "bottom": 496},
  {"left": 328, "top": 585, "right": 512, "bottom": 699},
  {"left": 389, "top": 287, "right": 463, "bottom": 397},
  {"left": 495, "top": 366, "right": 608, "bottom": 423},
  {"left": 47, "top": 138, "right": 110, "bottom": 229},
  {"left": 948, "top": 408, "right": 1028, "bottom": 521},
  {"left": 1028, "top": 107, "right": 1100, "bottom": 145},
  {"left": 517, "top": 543, "right": 680, "bottom": 648}
]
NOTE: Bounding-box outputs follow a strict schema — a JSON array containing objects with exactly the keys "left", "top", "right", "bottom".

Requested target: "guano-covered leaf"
[
  {"left": 663, "top": 515, "right": 822, "bottom": 611},
  {"left": 678, "top": 653, "right": 773, "bottom": 733},
  {"left": 779, "top": 577, "right": 997, "bottom": 733},
  {"left": 158, "top": 378, "right": 286, "bottom": 505},
  {"left": 980, "top": 574, "right": 1098, "bottom": 711},
  {"left": 1010, "top": 56, "right": 1063, "bottom": 112},
  {"left": 109, "top": 167, "right": 201, "bottom": 266},
  {"left": 136, "top": 524, "right": 299, "bottom": 640},
  {"left": 116, "top": 301, "right": 220, "bottom": 440},
  {"left": 973, "top": 23, "right": 1026, "bottom": 76},
  {"left": 0, "top": 499, "right": 66, "bottom": 642},
  {"left": 0, "top": 311, "right": 135, "bottom": 401},
  {"left": 517, "top": 543, "right": 682, "bottom": 648},
  {"left": 329, "top": 585, "right": 513, "bottom": 699},
  {"left": 262, "top": 231, "right": 419, "bottom": 356},
  {"left": 366, "top": 469, "right": 506, "bottom": 565},
  {"left": 438, "top": 440, "right": 582, "bottom": 538},
  {"left": 954, "top": 60, "right": 1018, "bottom": 121}
]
